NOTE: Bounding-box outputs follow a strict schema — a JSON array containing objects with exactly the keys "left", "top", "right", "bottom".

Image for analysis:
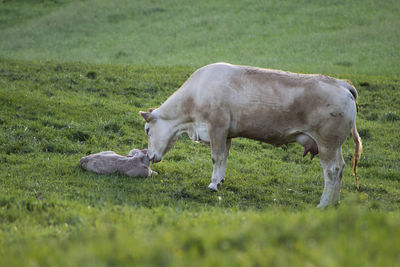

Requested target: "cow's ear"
[
  {"left": 148, "top": 108, "right": 155, "bottom": 113},
  {"left": 140, "top": 111, "right": 152, "bottom": 122}
]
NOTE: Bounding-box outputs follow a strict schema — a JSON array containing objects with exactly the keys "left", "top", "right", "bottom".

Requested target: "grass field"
[
  {"left": 1, "top": 0, "right": 400, "bottom": 74},
  {"left": 1, "top": 0, "right": 400, "bottom": 266}
]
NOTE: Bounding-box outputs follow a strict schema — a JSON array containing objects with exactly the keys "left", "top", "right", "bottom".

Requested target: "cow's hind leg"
[
  {"left": 219, "top": 138, "right": 231, "bottom": 185},
  {"left": 318, "top": 147, "right": 345, "bottom": 208},
  {"left": 208, "top": 128, "right": 231, "bottom": 192}
]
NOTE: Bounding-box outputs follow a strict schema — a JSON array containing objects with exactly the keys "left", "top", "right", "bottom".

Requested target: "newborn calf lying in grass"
[{"left": 80, "top": 149, "right": 157, "bottom": 177}]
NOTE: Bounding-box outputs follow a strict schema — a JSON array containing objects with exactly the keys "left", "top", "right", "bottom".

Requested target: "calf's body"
[
  {"left": 140, "top": 63, "right": 362, "bottom": 208},
  {"left": 80, "top": 149, "right": 156, "bottom": 177}
]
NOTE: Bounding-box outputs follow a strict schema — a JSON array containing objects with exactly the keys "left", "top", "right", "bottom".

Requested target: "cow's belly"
[
  {"left": 228, "top": 109, "right": 304, "bottom": 146},
  {"left": 230, "top": 126, "right": 299, "bottom": 146}
]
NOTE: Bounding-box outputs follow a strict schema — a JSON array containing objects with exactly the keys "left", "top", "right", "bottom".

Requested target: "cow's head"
[{"left": 140, "top": 109, "right": 178, "bottom": 163}]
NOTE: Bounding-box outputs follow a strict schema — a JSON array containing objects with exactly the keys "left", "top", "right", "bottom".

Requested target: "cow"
[{"left": 140, "top": 63, "right": 362, "bottom": 208}]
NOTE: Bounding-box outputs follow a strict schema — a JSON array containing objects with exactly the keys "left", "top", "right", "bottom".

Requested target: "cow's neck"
[
  {"left": 157, "top": 92, "right": 193, "bottom": 122},
  {"left": 155, "top": 109, "right": 201, "bottom": 143},
  {"left": 174, "top": 121, "right": 210, "bottom": 144},
  {"left": 156, "top": 91, "right": 199, "bottom": 141}
]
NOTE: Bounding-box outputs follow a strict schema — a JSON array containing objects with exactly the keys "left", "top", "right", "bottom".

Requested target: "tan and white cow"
[{"left": 140, "top": 63, "right": 362, "bottom": 208}]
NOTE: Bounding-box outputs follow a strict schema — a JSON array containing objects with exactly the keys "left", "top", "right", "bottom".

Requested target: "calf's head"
[{"left": 140, "top": 109, "right": 178, "bottom": 163}]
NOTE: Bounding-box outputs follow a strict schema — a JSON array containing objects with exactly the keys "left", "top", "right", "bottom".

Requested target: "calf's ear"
[{"left": 140, "top": 111, "right": 152, "bottom": 122}]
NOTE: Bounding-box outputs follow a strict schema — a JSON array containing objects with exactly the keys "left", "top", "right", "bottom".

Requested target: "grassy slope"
[
  {"left": 0, "top": 0, "right": 399, "bottom": 74},
  {"left": 1, "top": 59, "right": 399, "bottom": 266},
  {"left": 1, "top": 0, "right": 400, "bottom": 265}
]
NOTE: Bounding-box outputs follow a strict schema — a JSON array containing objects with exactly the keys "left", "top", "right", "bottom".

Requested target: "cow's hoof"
[
  {"left": 208, "top": 183, "right": 218, "bottom": 192},
  {"left": 220, "top": 178, "right": 225, "bottom": 184},
  {"left": 317, "top": 202, "right": 328, "bottom": 209}
]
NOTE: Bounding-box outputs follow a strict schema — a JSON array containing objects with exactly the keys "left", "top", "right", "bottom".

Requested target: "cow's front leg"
[{"left": 208, "top": 137, "right": 231, "bottom": 192}]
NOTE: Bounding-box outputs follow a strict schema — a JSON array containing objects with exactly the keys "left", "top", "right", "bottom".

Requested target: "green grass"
[
  {"left": 1, "top": 0, "right": 399, "bottom": 74},
  {"left": 1, "top": 0, "right": 400, "bottom": 265},
  {"left": 1, "top": 59, "right": 400, "bottom": 266},
  {"left": 1, "top": 204, "right": 400, "bottom": 267}
]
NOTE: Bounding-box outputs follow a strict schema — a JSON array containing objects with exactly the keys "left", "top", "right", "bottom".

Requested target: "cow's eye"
[{"left": 145, "top": 127, "right": 150, "bottom": 136}]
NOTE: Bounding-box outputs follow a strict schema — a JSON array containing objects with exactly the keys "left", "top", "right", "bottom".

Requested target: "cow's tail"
[
  {"left": 343, "top": 79, "right": 362, "bottom": 189},
  {"left": 351, "top": 123, "right": 362, "bottom": 190},
  {"left": 341, "top": 79, "right": 359, "bottom": 111}
]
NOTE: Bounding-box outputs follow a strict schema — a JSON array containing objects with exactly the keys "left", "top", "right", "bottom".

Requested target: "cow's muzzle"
[{"left": 148, "top": 153, "right": 161, "bottom": 164}]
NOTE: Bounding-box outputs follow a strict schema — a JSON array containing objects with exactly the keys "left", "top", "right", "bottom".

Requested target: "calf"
[{"left": 80, "top": 149, "right": 157, "bottom": 177}]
